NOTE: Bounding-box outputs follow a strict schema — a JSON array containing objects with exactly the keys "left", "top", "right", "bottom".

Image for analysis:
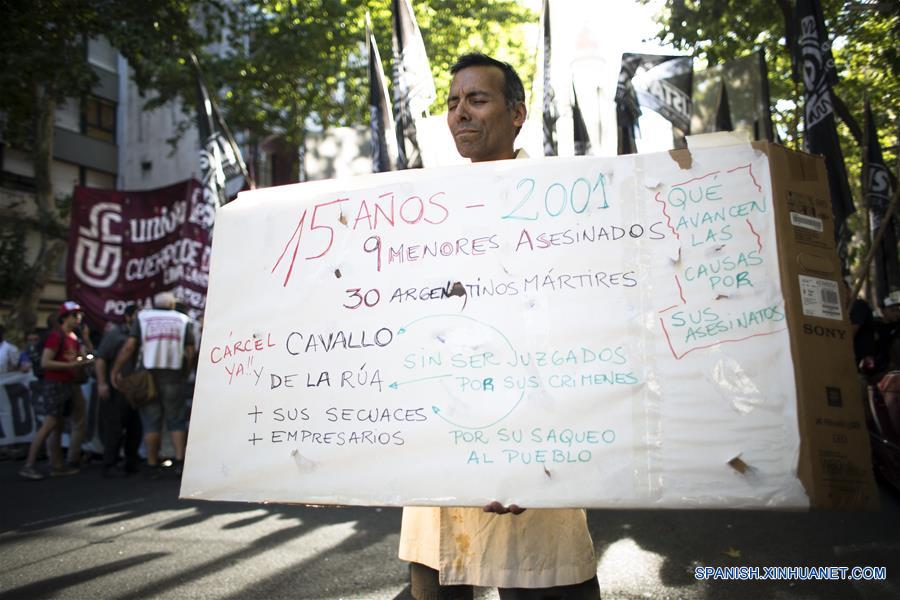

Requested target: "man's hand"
[
  {"left": 97, "top": 381, "right": 110, "bottom": 401},
  {"left": 110, "top": 370, "right": 122, "bottom": 391},
  {"left": 483, "top": 501, "right": 525, "bottom": 515}
]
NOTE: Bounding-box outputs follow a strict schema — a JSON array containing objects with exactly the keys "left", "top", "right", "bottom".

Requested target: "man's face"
[
  {"left": 447, "top": 65, "right": 525, "bottom": 163},
  {"left": 62, "top": 311, "right": 81, "bottom": 331},
  {"left": 884, "top": 305, "right": 900, "bottom": 323}
]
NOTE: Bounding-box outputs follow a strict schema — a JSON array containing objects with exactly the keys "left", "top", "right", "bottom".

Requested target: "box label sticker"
[
  {"left": 826, "top": 386, "right": 843, "bottom": 407},
  {"left": 790, "top": 211, "right": 824, "bottom": 232},
  {"left": 798, "top": 275, "right": 842, "bottom": 320},
  {"left": 786, "top": 191, "right": 831, "bottom": 249}
]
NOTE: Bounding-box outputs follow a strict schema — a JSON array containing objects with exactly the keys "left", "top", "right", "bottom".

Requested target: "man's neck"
[{"left": 472, "top": 150, "right": 516, "bottom": 163}]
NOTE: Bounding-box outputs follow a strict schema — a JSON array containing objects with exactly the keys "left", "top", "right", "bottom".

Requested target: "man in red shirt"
[{"left": 19, "top": 301, "right": 95, "bottom": 480}]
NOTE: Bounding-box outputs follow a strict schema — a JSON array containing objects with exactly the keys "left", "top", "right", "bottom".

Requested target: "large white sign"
[{"left": 181, "top": 143, "right": 808, "bottom": 509}]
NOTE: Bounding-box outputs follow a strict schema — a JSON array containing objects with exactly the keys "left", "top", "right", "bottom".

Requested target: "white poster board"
[{"left": 181, "top": 143, "right": 808, "bottom": 509}]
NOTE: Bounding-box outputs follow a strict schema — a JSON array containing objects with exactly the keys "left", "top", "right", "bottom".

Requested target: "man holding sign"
[{"left": 398, "top": 54, "right": 600, "bottom": 600}]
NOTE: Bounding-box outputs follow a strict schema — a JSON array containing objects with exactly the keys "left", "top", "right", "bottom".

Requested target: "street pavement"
[{"left": 1, "top": 456, "right": 899, "bottom": 599}]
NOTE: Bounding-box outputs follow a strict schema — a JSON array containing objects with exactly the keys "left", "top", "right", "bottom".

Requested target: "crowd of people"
[{"left": 1, "top": 292, "right": 197, "bottom": 481}]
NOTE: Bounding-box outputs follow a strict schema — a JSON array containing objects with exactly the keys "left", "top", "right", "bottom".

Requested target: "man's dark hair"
[
  {"left": 124, "top": 304, "right": 138, "bottom": 318},
  {"left": 450, "top": 53, "right": 525, "bottom": 112}
]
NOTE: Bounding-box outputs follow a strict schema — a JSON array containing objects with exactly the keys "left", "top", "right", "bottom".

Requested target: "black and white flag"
[
  {"left": 192, "top": 53, "right": 249, "bottom": 209},
  {"left": 796, "top": 0, "right": 855, "bottom": 257},
  {"left": 571, "top": 82, "right": 591, "bottom": 156},
  {"left": 689, "top": 51, "right": 773, "bottom": 141},
  {"left": 615, "top": 53, "right": 692, "bottom": 154},
  {"left": 541, "top": 0, "right": 558, "bottom": 156},
  {"left": 391, "top": 0, "right": 436, "bottom": 169},
  {"left": 368, "top": 12, "right": 399, "bottom": 172},
  {"left": 863, "top": 98, "right": 900, "bottom": 305}
]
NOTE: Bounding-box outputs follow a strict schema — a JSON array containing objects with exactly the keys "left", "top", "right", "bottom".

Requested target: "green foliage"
[
  {"left": 0, "top": 1, "right": 209, "bottom": 147},
  {"left": 0, "top": 225, "right": 30, "bottom": 301},
  {"left": 645, "top": 0, "right": 899, "bottom": 269},
  {"left": 381, "top": 0, "right": 537, "bottom": 116},
  {"left": 184, "top": 0, "right": 535, "bottom": 147},
  {"left": 1, "top": 0, "right": 534, "bottom": 153},
  {"left": 1, "top": 2, "right": 93, "bottom": 146}
]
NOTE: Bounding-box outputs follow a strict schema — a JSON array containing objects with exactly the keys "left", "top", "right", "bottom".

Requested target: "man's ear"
[{"left": 512, "top": 102, "right": 526, "bottom": 128}]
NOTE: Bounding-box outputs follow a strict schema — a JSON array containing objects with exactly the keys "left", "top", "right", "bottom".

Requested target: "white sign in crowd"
[
  {"left": 181, "top": 143, "right": 809, "bottom": 509},
  {"left": 0, "top": 372, "right": 40, "bottom": 445},
  {"left": 0, "top": 371, "right": 100, "bottom": 450}
]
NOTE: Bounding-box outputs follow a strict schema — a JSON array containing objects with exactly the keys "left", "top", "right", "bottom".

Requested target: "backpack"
[{"left": 26, "top": 335, "right": 48, "bottom": 380}]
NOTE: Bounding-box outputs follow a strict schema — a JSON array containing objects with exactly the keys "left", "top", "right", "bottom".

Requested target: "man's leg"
[
  {"left": 101, "top": 392, "right": 124, "bottom": 471},
  {"left": 143, "top": 431, "right": 161, "bottom": 466},
  {"left": 158, "top": 377, "right": 188, "bottom": 469},
  {"left": 139, "top": 391, "right": 164, "bottom": 468},
  {"left": 123, "top": 399, "right": 143, "bottom": 472},
  {"left": 65, "top": 386, "right": 86, "bottom": 466},
  {"left": 23, "top": 381, "right": 70, "bottom": 477},
  {"left": 24, "top": 416, "right": 59, "bottom": 468},
  {"left": 497, "top": 575, "right": 601, "bottom": 600},
  {"left": 170, "top": 430, "right": 187, "bottom": 461},
  {"left": 409, "top": 562, "right": 473, "bottom": 600}
]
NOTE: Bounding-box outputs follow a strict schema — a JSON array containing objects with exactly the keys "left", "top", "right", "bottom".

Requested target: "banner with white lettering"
[
  {"left": 0, "top": 372, "right": 39, "bottom": 445},
  {"left": 182, "top": 143, "right": 808, "bottom": 509},
  {"left": 67, "top": 180, "right": 212, "bottom": 327}
]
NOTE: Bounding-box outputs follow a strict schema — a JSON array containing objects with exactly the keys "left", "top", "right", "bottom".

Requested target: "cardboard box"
[
  {"left": 669, "top": 139, "right": 879, "bottom": 510},
  {"left": 763, "top": 142, "right": 879, "bottom": 510}
]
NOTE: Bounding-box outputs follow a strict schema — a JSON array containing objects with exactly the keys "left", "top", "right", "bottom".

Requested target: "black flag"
[
  {"left": 391, "top": 0, "right": 436, "bottom": 169},
  {"left": 541, "top": 0, "right": 558, "bottom": 156},
  {"left": 689, "top": 50, "right": 773, "bottom": 141},
  {"left": 863, "top": 98, "right": 900, "bottom": 305},
  {"left": 191, "top": 53, "right": 249, "bottom": 209},
  {"left": 714, "top": 83, "right": 734, "bottom": 132},
  {"left": 795, "top": 0, "right": 855, "bottom": 258},
  {"left": 615, "top": 53, "right": 692, "bottom": 154},
  {"left": 572, "top": 83, "right": 591, "bottom": 156},
  {"left": 368, "top": 12, "right": 399, "bottom": 172}
]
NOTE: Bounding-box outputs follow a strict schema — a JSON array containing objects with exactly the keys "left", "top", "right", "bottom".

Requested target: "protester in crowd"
[
  {"left": 877, "top": 293, "right": 900, "bottom": 372},
  {"left": 65, "top": 317, "right": 94, "bottom": 468},
  {"left": 95, "top": 304, "right": 142, "bottom": 477},
  {"left": 398, "top": 53, "right": 600, "bottom": 600},
  {"left": 111, "top": 292, "right": 194, "bottom": 477},
  {"left": 0, "top": 325, "right": 20, "bottom": 374},
  {"left": 17, "top": 330, "right": 42, "bottom": 374},
  {"left": 845, "top": 278, "right": 877, "bottom": 374},
  {"left": 19, "top": 301, "right": 95, "bottom": 480},
  {"left": 175, "top": 301, "right": 201, "bottom": 418}
]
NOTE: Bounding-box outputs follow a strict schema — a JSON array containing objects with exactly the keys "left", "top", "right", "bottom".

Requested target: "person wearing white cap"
[
  {"left": 111, "top": 291, "right": 195, "bottom": 476},
  {"left": 19, "top": 301, "right": 95, "bottom": 480},
  {"left": 884, "top": 293, "right": 900, "bottom": 316}
]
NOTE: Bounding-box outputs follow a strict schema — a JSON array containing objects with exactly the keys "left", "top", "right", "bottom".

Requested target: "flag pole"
[
  {"left": 189, "top": 52, "right": 255, "bottom": 190},
  {"left": 859, "top": 95, "right": 872, "bottom": 303}
]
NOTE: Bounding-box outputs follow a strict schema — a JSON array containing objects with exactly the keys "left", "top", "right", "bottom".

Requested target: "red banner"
[{"left": 67, "top": 180, "right": 214, "bottom": 328}]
